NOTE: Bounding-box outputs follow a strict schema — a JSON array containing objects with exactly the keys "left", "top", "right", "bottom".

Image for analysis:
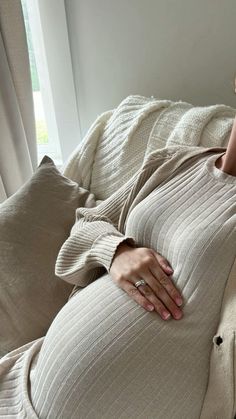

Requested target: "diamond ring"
[{"left": 134, "top": 279, "right": 146, "bottom": 288}]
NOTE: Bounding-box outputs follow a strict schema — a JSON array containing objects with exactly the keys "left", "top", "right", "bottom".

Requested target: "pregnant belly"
[{"left": 31, "top": 274, "right": 211, "bottom": 419}]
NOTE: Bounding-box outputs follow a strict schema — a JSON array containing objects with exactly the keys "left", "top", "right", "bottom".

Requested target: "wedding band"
[{"left": 134, "top": 279, "right": 146, "bottom": 288}]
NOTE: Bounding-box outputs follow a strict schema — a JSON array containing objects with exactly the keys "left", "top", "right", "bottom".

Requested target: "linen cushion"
[{"left": 0, "top": 155, "right": 96, "bottom": 357}]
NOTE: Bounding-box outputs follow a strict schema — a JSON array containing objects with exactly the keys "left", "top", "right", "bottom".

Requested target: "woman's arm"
[
  {"left": 55, "top": 169, "right": 142, "bottom": 286},
  {"left": 55, "top": 149, "right": 177, "bottom": 290},
  {"left": 55, "top": 151, "right": 184, "bottom": 320},
  {"left": 218, "top": 115, "right": 236, "bottom": 176}
]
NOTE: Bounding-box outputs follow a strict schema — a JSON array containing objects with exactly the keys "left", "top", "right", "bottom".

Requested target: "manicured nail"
[
  {"left": 166, "top": 266, "right": 173, "bottom": 273},
  {"left": 174, "top": 311, "right": 183, "bottom": 319},
  {"left": 163, "top": 311, "right": 171, "bottom": 320},
  {"left": 176, "top": 297, "right": 183, "bottom": 306},
  {"left": 147, "top": 305, "right": 155, "bottom": 311}
]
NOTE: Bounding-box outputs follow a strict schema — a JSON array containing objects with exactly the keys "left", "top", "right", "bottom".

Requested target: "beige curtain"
[{"left": 0, "top": 0, "right": 37, "bottom": 204}]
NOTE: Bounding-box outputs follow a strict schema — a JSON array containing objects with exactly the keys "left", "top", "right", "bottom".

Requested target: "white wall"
[{"left": 65, "top": 0, "right": 236, "bottom": 138}]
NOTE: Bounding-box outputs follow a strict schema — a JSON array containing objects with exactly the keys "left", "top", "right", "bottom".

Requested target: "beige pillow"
[{"left": 0, "top": 156, "right": 96, "bottom": 357}]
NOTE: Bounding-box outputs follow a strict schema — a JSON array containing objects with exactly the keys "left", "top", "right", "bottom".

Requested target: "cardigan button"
[{"left": 214, "top": 335, "right": 223, "bottom": 346}]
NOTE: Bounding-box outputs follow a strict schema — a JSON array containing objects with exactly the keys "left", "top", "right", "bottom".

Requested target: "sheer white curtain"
[{"left": 0, "top": 0, "right": 37, "bottom": 204}]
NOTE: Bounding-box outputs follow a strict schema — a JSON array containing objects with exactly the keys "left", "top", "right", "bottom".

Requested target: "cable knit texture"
[{"left": 62, "top": 95, "right": 235, "bottom": 200}]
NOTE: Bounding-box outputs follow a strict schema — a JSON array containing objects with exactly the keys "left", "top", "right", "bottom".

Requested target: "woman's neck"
[{"left": 215, "top": 116, "right": 236, "bottom": 176}]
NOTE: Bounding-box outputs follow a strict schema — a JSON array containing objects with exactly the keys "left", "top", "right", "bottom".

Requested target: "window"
[{"left": 21, "top": 0, "right": 81, "bottom": 167}]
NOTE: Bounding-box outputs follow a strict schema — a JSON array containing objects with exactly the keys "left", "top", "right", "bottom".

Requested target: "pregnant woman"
[{"left": 1, "top": 117, "right": 236, "bottom": 418}]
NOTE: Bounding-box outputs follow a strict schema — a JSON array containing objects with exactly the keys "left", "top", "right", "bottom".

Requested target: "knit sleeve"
[{"left": 55, "top": 169, "right": 142, "bottom": 287}]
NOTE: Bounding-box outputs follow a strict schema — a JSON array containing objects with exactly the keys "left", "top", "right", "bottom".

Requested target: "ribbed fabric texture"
[
  {"left": 31, "top": 152, "right": 236, "bottom": 418},
  {"left": 0, "top": 338, "right": 43, "bottom": 418},
  {"left": 1, "top": 150, "right": 235, "bottom": 418}
]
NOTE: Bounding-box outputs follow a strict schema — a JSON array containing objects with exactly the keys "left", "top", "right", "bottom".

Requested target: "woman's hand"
[{"left": 110, "top": 243, "right": 183, "bottom": 321}]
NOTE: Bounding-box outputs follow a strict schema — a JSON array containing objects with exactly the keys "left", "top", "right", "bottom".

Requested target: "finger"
[
  {"left": 135, "top": 283, "right": 173, "bottom": 320},
  {"left": 139, "top": 270, "right": 183, "bottom": 320},
  {"left": 151, "top": 250, "right": 174, "bottom": 275},
  {"left": 120, "top": 280, "right": 156, "bottom": 313},
  {"left": 149, "top": 262, "right": 183, "bottom": 307}
]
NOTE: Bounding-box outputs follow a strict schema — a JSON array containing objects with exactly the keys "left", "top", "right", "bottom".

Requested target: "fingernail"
[
  {"left": 166, "top": 266, "right": 173, "bottom": 273},
  {"left": 176, "top": 297, "right": 183, "bottom": 306},
  {"left": 163, "top": 311, "right": 171, "bottom": 320},
  {"left": 174, "top": 311, "right": 183, "bottom": 319},
  {"left": 147, "top": 305, "right": 155, "bottom": 311}
]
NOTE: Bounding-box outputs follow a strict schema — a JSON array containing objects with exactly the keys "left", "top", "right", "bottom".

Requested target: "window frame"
[{"left": 23, "top": 0, "right": 81, "bottom": 165}]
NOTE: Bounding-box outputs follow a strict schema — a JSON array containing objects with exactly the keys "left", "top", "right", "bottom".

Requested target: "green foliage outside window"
[
  {"left": 21, "top": 0, "right": 40, "bottom": 92},
  {"left": 36, "top": 120, "right": 48, "bottom": 144},
  {"left": 22, "top": 0, "right": 49, "bottom": 144}
]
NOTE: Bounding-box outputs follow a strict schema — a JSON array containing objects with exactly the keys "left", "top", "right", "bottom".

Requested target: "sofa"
[{"left": 0, "top": 94, "right": 235, "bottom": 358}]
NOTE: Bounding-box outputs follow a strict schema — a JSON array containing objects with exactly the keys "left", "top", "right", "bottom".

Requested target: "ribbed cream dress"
[{"left": 0, "top": 150, "right": 236, "bottom": 418}]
